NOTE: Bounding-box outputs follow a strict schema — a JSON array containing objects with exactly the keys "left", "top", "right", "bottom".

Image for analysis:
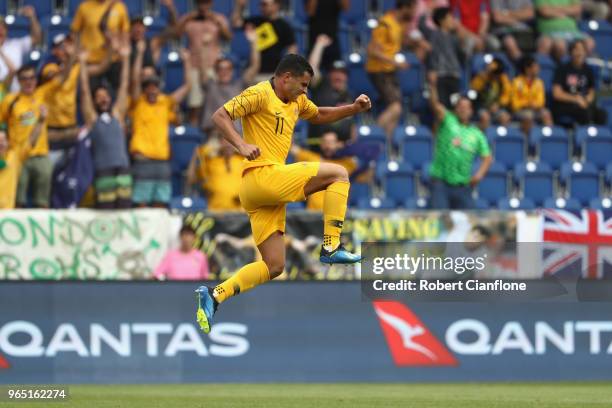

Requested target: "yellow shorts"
[{"left": 240, "top": 162, "right": 320, "bottom": 245}]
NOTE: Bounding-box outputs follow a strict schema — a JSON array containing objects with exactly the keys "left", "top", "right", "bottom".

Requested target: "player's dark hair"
[
  {"left": 518, "top": 55, "right": 536, "bottom": 75},
  {"left": 432, "top": 7, "right": 452, "bottom": 27},
  {"left": 274, "top": 54, "right": 314, "bottom": 78},
  {"left": 396, "top": 0, "right": 416, "bottom": 9},
  {"left": 180, "top": 225, "right": 196, "bottom": 236}
]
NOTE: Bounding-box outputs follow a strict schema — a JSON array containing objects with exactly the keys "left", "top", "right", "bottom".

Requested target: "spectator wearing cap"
[
  {"left": 366, "top": 0, "right": 413, "bottom": 139},
  {"left": 510, "top": 56, "right": 553, "bottom": 136},
  {"left": 154, "top": 225, "right": 210, "bottom": 280},
  {"left": 71, "top": 0, "right": 130, "bottom": 92},
  {"left": 232, "top": 0, "right": 297, "bottom": 83},
  {"left": 186, "top": 134, "right": 243, "bottom": 211},
  {"left": 308, "top": 34, "right": 354, "bottom": 144},
  {"left": 470, "top": 56, "right": 512, "bottom": 130},
  {"left": 40, "top": 34, "right": 114, "bottom": 152},
  {"left": 199, "top": 25, "right": 260, "bottom": 135},
  {"left": 0, "top": 61, "right": 75, "bottom": 208},
  {"left": 489, "top": 0, "right": 535, "bottom": 61},
  {"left": 0, "top": 5, "right": 41, "bottom": 92},
  {"left": 130, "top": 47, "right": 192, "bottom": 208},
  {"left": 176, "top": 0, "right": 232, "bottom": 126},
  {"left": 305, "top": 0, "right": 349, "bottom": 70},
  {"left": 79, "top": 40, "right": 132, "bottom": 209},
  {"left": 422, "top": 7, "right": 465, "bottom": 109},
  {"left": 427, "top": 75, "right": 492, "bottom": 209}
]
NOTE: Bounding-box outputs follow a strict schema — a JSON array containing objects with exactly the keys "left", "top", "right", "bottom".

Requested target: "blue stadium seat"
[
  {"left": 286, "top": 201, "right": 306, "bottom": 210},
  {"left": 170, "top": 126, "right": 202, "bottom": 173},
  {"left": 5, "top": 16, "right": 31, "bottom": 38},
  {"left": 340, "top": 0, "right": 367, "bottom": 25},
  {"left": 289, "top": 20, "right": 308, "bottom": 54},
  {"left": 378, "top": 161, "right": 415, "bottom": 205},
  {"left": 514, "top": 161, "right": 554, "bottom": 206},
  {"left": 399, "top": 52, "right": 422, "bottom": 97},
  {"left": 22, "top": 0, "right": 53, "bottom": 18},
  {"left": 477, "top": 162, "right": 508, "bottom": 205},
  {"left": 403, "top": 197, "right": 429, "bottom": 209},
  {"left": 292, "top": 0, "right": 308, "bottom": 23},
  {"left": 170, "top": 196, "right": 207, "bottom": 211},
  {"left": 485, "top": 125, "right": 523, "bottom": 144},
  {"left": 560, "top": 162, "right": 600, "bottom": 205},
  {"left": 213, "top": 0, "right": 233, "bottom": 17},
  {"left": 357, "top": 124, "right": 386, "bottom": 144},
  {"left": 589, "top": 197, "right": 612, "bottom": 210},
  {"left": 575, "top": 125, "right": 612, "bottom": 170},
  {"left": 41, "top": 15, "right": 71, "bottom": 48},
  {"left": 543, "top": 197, "right": 582, "bottom": 211},
  {"left": 579, "top": 20, "right": 612, "bottom": 59},
  {"left": 474, "top": 197, "right": 490, "bottom": 210},
  {"left": 607, "top": 163, "right": 612, "bottom": 187},
  {"left": 494, "top": 133, "right": 525, "bottom": 169},
  {"left": 163, "top": 55, "right": 184, "bottom": 92},
  {"left": 349, "top": 182, "right": 372, "bottom": 206},
  {"left": 357, "top": 197, "right": 396, "bottom": 210},
  {"left": 230, "top": 28, "right": 251, "bottom": 65},
  {"left": 535, "top": 54, "right": 556, "bottom": 92},
  {"left": 529, "top": 126, "right": 570, "bottom": 170},
  {"left": 497, "top": 197, "right": 536, "bottom": 210},
  {"left": 347, "top": 53, "right": 379, "bottom": 100},
  {"left": 400, "top": 134, "right": 432, "bottom": 170}
]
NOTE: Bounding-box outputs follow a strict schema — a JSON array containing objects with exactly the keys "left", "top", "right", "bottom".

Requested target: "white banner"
[{"left": 0, "top": 209, "right": 174, "bottom": 280}]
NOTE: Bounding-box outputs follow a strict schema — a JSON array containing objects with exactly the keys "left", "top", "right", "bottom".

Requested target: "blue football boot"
[
  {"left": 319, "top": 244, "right": 363, "bottom": 264},
  {"left": 195, "top": 286, "right": 218, "bottom": 334}
]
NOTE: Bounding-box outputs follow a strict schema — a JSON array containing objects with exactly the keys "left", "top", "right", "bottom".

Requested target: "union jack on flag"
[{"left": 542, "top": 209, "right": 612, "bottom": 279}]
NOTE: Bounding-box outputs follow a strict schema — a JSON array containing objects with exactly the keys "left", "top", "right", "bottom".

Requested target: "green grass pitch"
[{"left": 2, "top": 383, "right": 612, "bottom": 408}]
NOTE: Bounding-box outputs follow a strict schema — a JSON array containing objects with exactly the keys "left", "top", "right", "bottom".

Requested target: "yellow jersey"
[
  {"left": 71, "top": 0, "right": 130, "bottom": 64},
  {"left": 0, "top": 81, "right": 57, "bottom": 157},
  {"left": 129, "top": 94, "right": 177, "bottom": 161},
  {"left": 43, "top": 63, "right": 80, "bottom": 128},
  {"left": 223, "top": 80, "right": 319, "bottom": 172},
  {"left": 510, "top": 76, "right": 546, "bottom": 112},
  {"left": 366, "top": 12, "right": 404, "bottom": 73},
  {"left": 0, "top": 147, "right": 28, "bottom": 208}
]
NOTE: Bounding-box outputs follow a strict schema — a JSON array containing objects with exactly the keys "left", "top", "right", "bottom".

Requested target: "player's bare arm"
[
  {"left": 309, "top": 94, "right": 372, "bottom": 124},
  {"left": 211, "top": 106, "right": 261, "bottom": 160}
]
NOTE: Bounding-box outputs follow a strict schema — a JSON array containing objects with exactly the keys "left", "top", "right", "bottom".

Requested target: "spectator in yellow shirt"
[
  {"left": 510, "top": 55, "right": 553, "bottom": 135},
  {"left": 470, "top": 57, "right": 512, "bottom": 130},
  {"left": 130, "top": 46, "right": 191, "bottom": 207},
  {"left": 0, "top": 109, "right": 45, "bottom": 209},
  {"left": 366, "top": 0, "right": 413, "bottom": 139},
  {"left": 187, "top": 134, "right": 243, "bottom": 211},
  {"left": 0, "top": 63, "right": 70, "bottom": 207},
  {"left": 71, "top": 0, "right": 130, "bottom": 91}
]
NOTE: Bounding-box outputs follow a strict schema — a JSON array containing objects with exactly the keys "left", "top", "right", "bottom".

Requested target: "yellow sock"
[
  {"left": 213, "top": 261, "right": 270, "bottom": 303},
  {"left": 323, "top": 181, "right": 350, "bottom": 251}
]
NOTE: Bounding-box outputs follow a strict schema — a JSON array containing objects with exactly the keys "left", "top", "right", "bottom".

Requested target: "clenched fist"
[
  {"left": 353, "top": 94, "right": 372, "bottom": 113},
  {"left": 238, "top": 143, "right": 261, "bottom": 161}
]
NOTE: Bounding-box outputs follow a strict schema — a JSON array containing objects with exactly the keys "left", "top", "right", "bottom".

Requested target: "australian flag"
[{"left": 542, "top": 209, "right": 612, "bottom": 279}]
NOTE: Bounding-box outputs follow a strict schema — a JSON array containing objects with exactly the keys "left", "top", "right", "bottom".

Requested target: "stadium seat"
[
  {"left": 477, "top": 162, "right": 508, "bottom": 205},
  {"left": 529, "top": 126, "right": 570, "bottom": 170},
  {"left": 286, "top": 201, "right": 306, "bottom": 210},
  {"left": 403, "top": 197, "right": 429, "bottom": 209},
  {"left": 230, "top": 28, "right": 251, "bottom": 66},
  {"left": 41, "top": 15, "right": 71, "bottom": 48},
  {"left": 575, "top": 126, "right": 612, "bottom": 170},
  {"left": 213, "top": 0, "right": 233, "bottom": 17},
  {"left": 393, "top": 125, "right": 433, "bottom": 170},
  {"left": 494, "top": 132, "right": 525, "bottom": 169},
  {"left": 22, "top": 0, "right": 53, "bottom": 18},
  {"left": 471, "top": 53, "right": 514, "bottom": 77},
  {"left": 340, "top": 0, "right": 367, "bottom": 25},
  {"left": 535, "top": 53, "right": 556, "bottom": 92},
  {"left": 170, "top": 126, "right": 202, "bottom": 173},
  {"left": 357, "top": 124, "right": 386, "bottom": 145},
  {"left": 170, "top": 196, "right": 207, "bottom": 211},
  {"left": 163, "top": 55, "right": 184, "bottom": 93},
  {"left": 485, "top": 125, "right": 523, "bottom": 143},
  {"left": 4, "top": 15, "right": 31, "bottom": 38},
  {"left": 514, "top": 161, "right": 554, "bottom": 206},
  {"left": 607, "top": 163, "right": 612, "bottom": 188},
  {"left": 560, "top": 162, "right": 600, "bottom": 205},
  {"left": 543, "top": 197, "right": 582, "bottom": 211},
  {"left": 497, "top": 197, "right": 536, "bottom": 210},
  {"left": 348, "top": 181, "right": 372, "bottom": 206},
  {"left": 347, "top": 53, "right": 379, "bottom": 100},
  {"left": 589, "top": 197, "right": 612, "bottom": 210},
  {"left": 377, "top": 161, "right": 415, "bottom": 205},
  {"left": 474, "top": 197, "right": 490, "bottom": 210},
  {"left": 579, "top": 20, "right": 612, "bottom": 59},
  {"left": 398, "top": 52, "right": 422, "bottom": 97},
  {"left": 357, "top": 197, "right": 396, "bottom": 210}
]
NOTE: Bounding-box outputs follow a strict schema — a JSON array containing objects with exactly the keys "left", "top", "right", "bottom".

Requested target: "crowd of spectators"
[{"left": 0, "top": 0, "right": 610, "bottom": 212}]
